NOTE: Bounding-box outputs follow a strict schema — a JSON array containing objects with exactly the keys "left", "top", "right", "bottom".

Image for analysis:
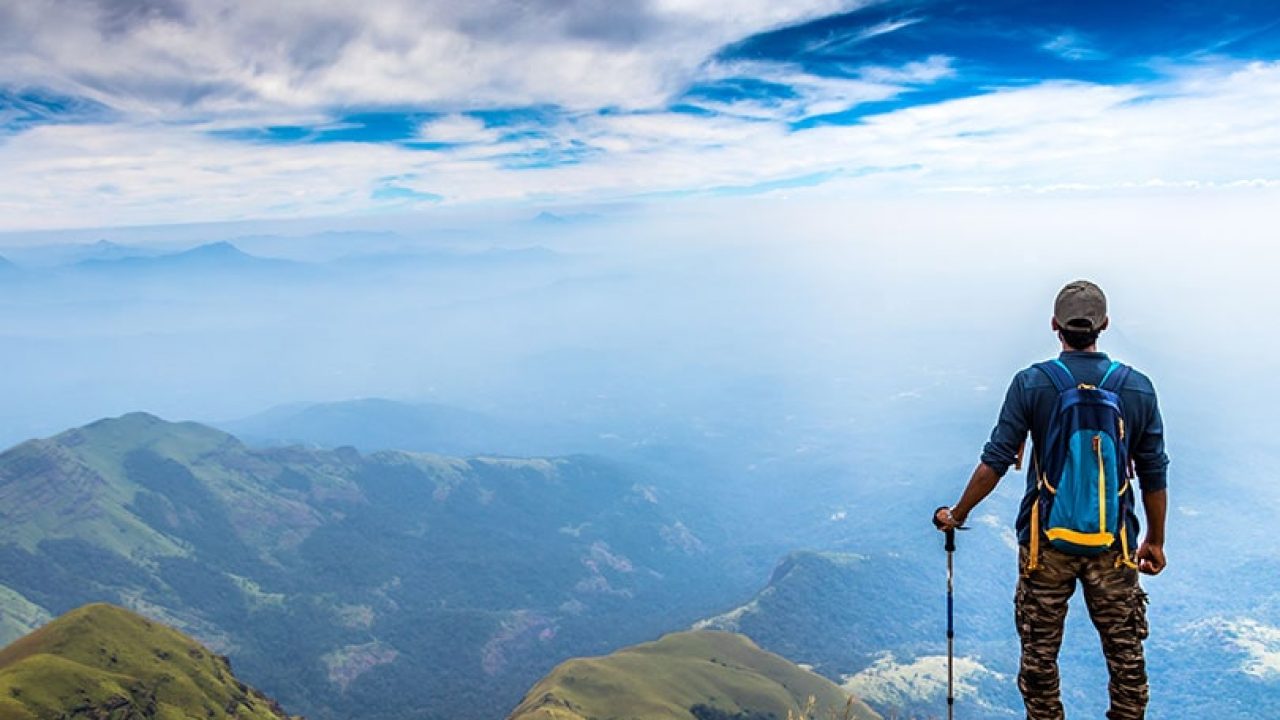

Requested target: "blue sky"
[{"left": 1, "top": 0, "right": 1279, "bottom": 230}]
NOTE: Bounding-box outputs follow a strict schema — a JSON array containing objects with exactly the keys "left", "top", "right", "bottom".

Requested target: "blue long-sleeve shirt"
[{"left": 981, "top": 351, "right": 1169, "bottom": 547}]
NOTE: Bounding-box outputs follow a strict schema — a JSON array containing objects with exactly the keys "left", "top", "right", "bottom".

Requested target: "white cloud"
[
  {"left": 692, "top": 597, "right": 761, "bottom": 632},
  {"left": 1189, "top": 617, "right": 1280, "bottom": 680},
  {"left": 1, "top": 0, "right": 864, "bottom": 116},
  {"left": 417, "top": 115, "right": 499, "bottom": 145},
  {"left": 977, "top": 514, "right": 1018, "bottom": 551},
  {"left": 4, "top": 5, "right": 1280, "bottom": 231},
  {"left": 803, "top": 16, "right": 924, "bottom": 56},
  {"left": 841, "top": 652, "right": 1007, "bottom": 708},
  {"left": 1042, "top": 32, "right": 1107, "bottom": 62}
]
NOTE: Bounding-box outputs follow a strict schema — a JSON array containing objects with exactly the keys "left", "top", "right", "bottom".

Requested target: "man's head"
[{"left": 1053, "top": 280, "right": 1108, "bottom": 351}]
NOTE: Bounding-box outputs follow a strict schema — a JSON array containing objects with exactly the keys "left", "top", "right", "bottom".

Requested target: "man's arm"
[
  {"left": 1132, "top": 382, "right": 1169, "bottom": 575},
  {"left": 1136, "top": 488, "right": 1167, "bottom": 575},
  {"left": 936, "top": 373, "right": 1029, "bottom": 530},
  {"left": 936, "top": 462, "right": 1001, "bottom": 529}
]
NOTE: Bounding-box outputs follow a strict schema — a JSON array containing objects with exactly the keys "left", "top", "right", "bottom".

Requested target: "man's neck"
[{"left": 1060, "top": 343, "right": 1099, "bottom": 353}]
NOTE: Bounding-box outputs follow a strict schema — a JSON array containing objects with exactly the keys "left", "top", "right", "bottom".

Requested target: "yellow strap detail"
[
  {"left": 1028, "top": 497, "right": 1040, "bottom": 574},
  {"left": 1045, "top": 527, "right": 1116, "bottom": 546},
  {"left": 1094, "top": 435, "right": 1106, "bottom": 533},
  {"left": 1117, "top": 523, "right": 1138, "bottom": 569},
  {"left": 1027, "top": 469, "right": 1043, "bottom": 575}
]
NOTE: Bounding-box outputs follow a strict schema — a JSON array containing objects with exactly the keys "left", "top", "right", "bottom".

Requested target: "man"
[{"left": 934, "top": 280, "right": 1169, "bottom": 720}]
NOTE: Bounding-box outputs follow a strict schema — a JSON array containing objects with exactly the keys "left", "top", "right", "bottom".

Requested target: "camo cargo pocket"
[
  {"left": 1015, "top": 584, "right": 1033, "bottom": 640},
  {"left": 1132, "top": 587, "right": 1150, "bottom": 641}
]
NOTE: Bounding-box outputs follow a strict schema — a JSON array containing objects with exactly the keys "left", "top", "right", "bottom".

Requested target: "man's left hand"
[{"left": 933, "top": 506, "right": 963, "bottom": 531}]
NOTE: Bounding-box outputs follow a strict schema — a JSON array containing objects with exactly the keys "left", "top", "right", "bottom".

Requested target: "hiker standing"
[{"left": 935, "top": 280, "right": 1169, "bottom": 720}]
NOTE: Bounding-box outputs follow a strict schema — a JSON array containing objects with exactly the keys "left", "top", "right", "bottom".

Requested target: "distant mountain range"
[
  {"left": 71, "top": 240, "right": 298, "bottom": 275},
  {"left": 76, "top": 239, "right": 160, "bottom": 262},
  {"left": 218, "top": 397, "right": 608, "bottom": 457},
  {"left": 0, "top": 239, "right": 160, "bottom": 269},
  {"left": 0, "top": 239, "right": 562, "bottom": 283},
  {"left": 220, "top": 398, "right": 517, "bottom": 456},
  {"left": 508, "top": 630, "right": 879, "bottom": 720},
  {"left": 0, "top": 412, "right": 740, "bottom": 720},
  {"left": 0, "top": 603, "right": 297, "bottom": 720},
  {"left": 531, "top": 211, "right": 603, "bottom": 226}
]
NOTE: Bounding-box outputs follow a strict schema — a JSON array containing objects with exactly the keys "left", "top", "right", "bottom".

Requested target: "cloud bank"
[{"left": 2, "top": 1, "right": 1279, "bottom": 229}]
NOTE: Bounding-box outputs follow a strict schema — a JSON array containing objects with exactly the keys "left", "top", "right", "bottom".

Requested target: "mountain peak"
[
  {"left": 181, "top": 240, "right": 249, "bottom": 258},
  {"left": 0, "top": 603, "right": 297, "bottom": 719},
  {"left": 55, "top": 412, "right": 242, "bottom": 458},
  {"left": 79, "top": 410, "right": 174, "bottom": 434},
  {"left": 70, "top": 239, "right": 270, "bottom": 272},
  {"left": 769, "top": 550, "right": 864, "bottom": 586},
  {"left": 508, "top": 630, "right": 878, "bottom": 720},
  {"left": 0, "top": 603, "right": 136, "bottom": 667}
]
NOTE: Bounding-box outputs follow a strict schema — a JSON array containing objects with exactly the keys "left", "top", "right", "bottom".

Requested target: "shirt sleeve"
[
  {"left": 981, "top": 372, "right": 1031, "bottom": 478},
  {"left": 1133, "top": 390, "right": 1169, "bottom": 492}
]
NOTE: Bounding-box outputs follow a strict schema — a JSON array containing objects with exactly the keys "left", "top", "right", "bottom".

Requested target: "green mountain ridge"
[
  {"left": 507, "top": 630, "right": 879, "bottom": 720},
  {"left": 0, "top": 413, "right": 742, "bottom": 720},
  {"left": 0, "top": 603, "right": 296, "bottom": 720},
  {"left": 696, "top": 551, "right": 940, "bottom": 674}
]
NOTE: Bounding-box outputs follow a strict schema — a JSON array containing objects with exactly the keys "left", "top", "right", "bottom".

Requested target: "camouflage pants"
[{"left": 1016, "top": 546, "right": 1150, "bottom": 720}]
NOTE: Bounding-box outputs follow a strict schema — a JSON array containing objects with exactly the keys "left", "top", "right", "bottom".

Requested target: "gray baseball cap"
[{"left": 1054, "top": 280, "right": 1107, "bottom": 331}]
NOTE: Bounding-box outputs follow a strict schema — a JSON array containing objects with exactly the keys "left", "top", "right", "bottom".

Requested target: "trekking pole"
[
  {"left": 933, "top": 507, "right": 967, "bottom": 720},
  {"left": 945, "top": 525, "right": 956, "bottom": 720}
]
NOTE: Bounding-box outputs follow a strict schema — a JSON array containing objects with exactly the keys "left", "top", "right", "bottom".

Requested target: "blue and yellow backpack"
[{"left": 1025, "top": 359, "right": 1138, "bottom": 572}]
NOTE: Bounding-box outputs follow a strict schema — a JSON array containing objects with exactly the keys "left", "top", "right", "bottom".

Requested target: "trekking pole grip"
[{"left": 932, "top": 506, "right": 958, "bottom": 551}]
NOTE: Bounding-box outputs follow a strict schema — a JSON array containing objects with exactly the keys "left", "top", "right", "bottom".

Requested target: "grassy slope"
[
  {"left": 0, "top": 412, "right": 278, "bottom": 559},
  {"left": 0, "top": 432, "right": 186, "bottom": 560},
  {"left": 0, "top": 412, "right": 338, "bottom": 565},
  {"left": 0, "top": 603, "right": 295, "bottom": 720},
  {"left": 508, "top": 630, "right": 880, "bottom": 720}
]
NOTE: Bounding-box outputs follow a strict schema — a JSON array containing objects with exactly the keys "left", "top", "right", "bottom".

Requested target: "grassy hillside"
[
  {"left": 508, "top": 630, "right": 879, "bottom": 720},
  {"left": 0, "top": 603, "right": 295, "bottom": 720}
]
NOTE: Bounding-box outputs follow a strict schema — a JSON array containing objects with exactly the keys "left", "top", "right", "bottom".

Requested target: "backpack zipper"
[{"left": 1094, "top": 435, "right": 1105, "bottom": 532}]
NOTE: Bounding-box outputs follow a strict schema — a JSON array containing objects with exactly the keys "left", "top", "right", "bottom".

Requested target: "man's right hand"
[{"left": 1137, "top": 541, "right": 1166, "bottom": 575}]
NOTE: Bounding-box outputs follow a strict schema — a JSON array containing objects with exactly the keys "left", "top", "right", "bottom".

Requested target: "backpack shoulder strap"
[
  {"left": 1033, "top": 359, "right": 1074, "bottom": 393},
  {"left": 1099, "top": 361, "right": 1132, "bottom": 393}
]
